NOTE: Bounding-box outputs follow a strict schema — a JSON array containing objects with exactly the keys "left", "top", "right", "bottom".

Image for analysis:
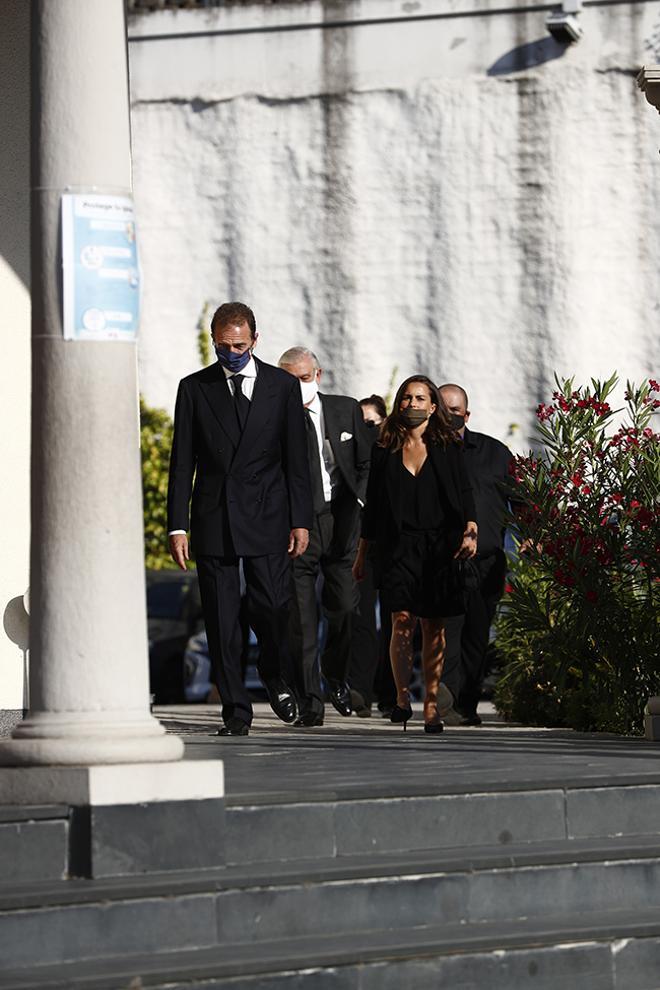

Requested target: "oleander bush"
[{"left": 494, "top": 374, "right": 660, "bottom": 735}]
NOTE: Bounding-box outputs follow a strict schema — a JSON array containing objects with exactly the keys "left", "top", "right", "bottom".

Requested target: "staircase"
[{"left": 2, "top": 720, "right": 660, "bottom": 988}]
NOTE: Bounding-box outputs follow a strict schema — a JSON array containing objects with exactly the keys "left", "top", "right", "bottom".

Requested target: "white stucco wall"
[
  {"left": 128, "top": 0, "right": 660, "bottom": 445},
  {"left": 0, "top": 1, "right": 31, "bottom": 709}
]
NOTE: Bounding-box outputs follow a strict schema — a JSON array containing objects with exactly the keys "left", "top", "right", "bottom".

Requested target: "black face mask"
[
  {"left": 364, "top": 419, "right": 380, "bottom": 429},
  {"left": 449, "top": 414, "right": 465, "bottom": 431}
]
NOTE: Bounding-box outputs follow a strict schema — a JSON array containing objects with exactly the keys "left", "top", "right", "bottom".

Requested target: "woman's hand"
[
  {"left": 454, "top": 522, "right": 478, "bottom": 560},
  {"left": 352, "top": 539, "right": 369, "bottom": 582}
]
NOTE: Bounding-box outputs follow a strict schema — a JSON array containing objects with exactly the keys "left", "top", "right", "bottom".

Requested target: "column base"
[
  {"left": 0, "top": 710, "right": 184, "bottom": 765},
  {"left": 0, "top": 760, "right": 224, "bottom": 877}
]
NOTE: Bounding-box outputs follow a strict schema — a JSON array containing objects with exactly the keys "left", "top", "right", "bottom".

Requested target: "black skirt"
[{"left": 379, "top": 528, "right": 464, "bottom": 618}]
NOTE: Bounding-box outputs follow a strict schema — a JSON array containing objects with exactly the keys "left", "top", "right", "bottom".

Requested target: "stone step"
[
  {"left": 3, "top": 909, "right": 660, "bottom": 989},
  {"left": 5, "top": 775, "right": 660, "bottom": 884},
  {"left": 0, "top": 805, "right": 69, "bottom": 883},
  {"left": 2, "top": 835, "right": 660, "bottom": 970},
  {"left": 224, "top": 779, "right": 660, "bottom": 864}
]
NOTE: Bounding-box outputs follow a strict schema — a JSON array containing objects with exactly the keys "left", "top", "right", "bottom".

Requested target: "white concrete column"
[{"left": 0, "top": 0, "right": 183, "bottom": 765}]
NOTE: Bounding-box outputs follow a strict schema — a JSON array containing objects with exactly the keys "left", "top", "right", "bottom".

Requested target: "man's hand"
[
  {"left": 352, "top": 538, "right": 369, "bottom": 582},
  {"left": 288, "top": 528, "right": 309, "bottom": 558},
  {"left": 454, "top": 523, "right": 478, "bottom": 560},
  {"left": 169, "top": 533, "right": 190, "bottom": 570}
]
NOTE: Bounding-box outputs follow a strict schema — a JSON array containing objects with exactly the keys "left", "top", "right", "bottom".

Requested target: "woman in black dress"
[{"left": 352, "top": 376, "right": 477, "bottom": 733}]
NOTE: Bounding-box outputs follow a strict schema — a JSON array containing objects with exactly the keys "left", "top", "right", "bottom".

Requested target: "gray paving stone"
[
  {"left": 0, "top": 820, "right": 68, "bottom": 882},
  {"left": 215, "top": 874, "right": 468, "bottom": 944},
  {"left": 333, "top": 790, "right": 566, "bottom": 855},
  {"left": 0, "top": 894, "right": 217, "bottom": 969},
  {"left": 226, "top": 803, "right": 336, "bottom": 865},
  {"left": 613, "top": 935, "right": 660, "bottom": 989},
  {"left": 358, "top": 942, "right": 614, "bottom": 990},
  {"left": 568, "top": 785, "right": 660, "bottom": 840},
  {"left": 468, "top": 859, "right": 660, "bottom": 923},
  {"left": 167, "top": 970, "right": 359, "bottom": 990},
  {"left": 87, "top": 798, "right": 225, "bottom": 877}
]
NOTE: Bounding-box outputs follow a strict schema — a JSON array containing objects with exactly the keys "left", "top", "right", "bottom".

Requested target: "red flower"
[
  {"left": 585, "top": 590, "right": 598, "bottom": 603},
  {"left": 650, "top": 379, "right": 659, "bottom": 392},
  {"left": 570, "top": 472, "right": 584, "bottom": 487},
  {"left": 536, "top": 403, "right": 555, "bottom": 422},
  {"left": 581, "top": 485, "right": 592, "bottom": 495},
  {"left": 504, "top": 582, "right": 515, "bottom": 594}
]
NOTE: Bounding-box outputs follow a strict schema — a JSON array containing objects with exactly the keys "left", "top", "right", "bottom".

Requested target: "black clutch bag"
[{"left": 451, "top": 558, "right": 481, "bottom": 593}]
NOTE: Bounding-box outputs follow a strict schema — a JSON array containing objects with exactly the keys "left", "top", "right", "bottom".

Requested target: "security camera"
[{"left": 545, "top": 0, "right": 583, "bottom": 43}]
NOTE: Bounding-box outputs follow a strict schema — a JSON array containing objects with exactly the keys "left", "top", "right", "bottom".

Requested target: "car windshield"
[{"left": 147, "top": 580, "right": 188, "bottom": 619}]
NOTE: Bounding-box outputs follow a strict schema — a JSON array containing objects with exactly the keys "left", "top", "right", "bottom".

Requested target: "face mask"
[
  {"left": 364, "top": 419, "right": 380, "bottom": 429},
  {"left": 300, "top": 379, "right": 319, "bottom": 405},
  {"left": 449, "top": 414, "right": 465, "bottom": 431},
  {"left": 400, "top": 408, "right": 429, "bottom": 428},
  {"left": 215, "top": 344, "right": 252, "bottom": 373}
]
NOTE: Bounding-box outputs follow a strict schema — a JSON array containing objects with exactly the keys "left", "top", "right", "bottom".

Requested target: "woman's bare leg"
[
  {"left": 390, "top": 610, "right": 417, "bottom": 708},
  {"left": 420, "top": 617, "right": 446, "bottom": 724}
]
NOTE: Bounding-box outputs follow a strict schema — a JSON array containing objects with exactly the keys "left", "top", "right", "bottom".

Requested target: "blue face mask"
[{"left": 214, "top": 344, "right": 252, "bottom": 373}]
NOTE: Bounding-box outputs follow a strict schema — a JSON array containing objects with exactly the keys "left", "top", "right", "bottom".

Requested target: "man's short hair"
[
  {"left": 210, "top": 302, "right": 256, "bottom": 338},
  {"left": 278, "top": 346, "right": 320, "bottom": 370},
  {"left": 439, "top": 382, "right": 469, "bottom": 412}
]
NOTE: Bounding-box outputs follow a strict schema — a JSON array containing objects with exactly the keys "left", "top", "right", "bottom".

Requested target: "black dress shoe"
[
  {"left": 460, "top": 713, "right": 482, "bottom": 727},
  {"left": 350, "top": 689, "right": 372, "bottom": 718},
  {"left": 217, "top": 718, "right": 249, "bottom": 736},
  {"left": 328, "top": 681, "right": 352, "bottom": 717},
  {"left": 263, "top": 679, "right": 298, "bottom": 724},
  {"left": 293, "top": 712, "right": 324, "bottom": 727}
]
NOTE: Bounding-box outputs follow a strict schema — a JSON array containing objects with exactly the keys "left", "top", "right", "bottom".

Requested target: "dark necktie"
[
  {"left": 304, "top": 409, "right": 326, "bottom": 513},
  {"left": 233, "top": 374, "right": 249, "bottom": 431}
]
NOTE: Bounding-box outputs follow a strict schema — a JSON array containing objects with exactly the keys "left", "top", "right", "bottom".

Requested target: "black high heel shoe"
[
  {"left": 424, "top": 721, "right": 444, "bottom": 734},
  {"left": 390, "top": 704, "right": 413, "bottom": 732}
]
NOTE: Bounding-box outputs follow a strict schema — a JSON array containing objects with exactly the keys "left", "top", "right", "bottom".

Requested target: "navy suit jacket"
[{"left": 167, "top": 358, "right": 313, "bottom": 557}]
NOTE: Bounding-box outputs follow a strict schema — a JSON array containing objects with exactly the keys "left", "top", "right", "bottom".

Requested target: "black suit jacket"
[
  {"left": 361, "top": 440, "right": 477, "bottom": 570},
  {"left": 317, "top": 393, "right": 372, "bottom": 554},
  {"left": 167, "top": 358, "right": 313, "bottom": 557}
]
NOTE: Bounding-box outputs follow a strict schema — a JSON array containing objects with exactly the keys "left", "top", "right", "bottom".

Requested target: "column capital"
[{"left": 637, "top": 65, "right": 660, "bottom": 114}]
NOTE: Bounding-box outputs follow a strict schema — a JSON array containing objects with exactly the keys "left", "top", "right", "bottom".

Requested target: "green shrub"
[
  {"left": 494, "top": 374, "right": 660, "bottom": 735},
  {"left": 140, "top": 396, "right": 176, "bottom": 571}
]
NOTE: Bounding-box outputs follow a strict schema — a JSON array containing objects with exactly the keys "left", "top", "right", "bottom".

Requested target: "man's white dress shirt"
[{"left": 306, "top": 392, "right": 338, "bottom": 505}]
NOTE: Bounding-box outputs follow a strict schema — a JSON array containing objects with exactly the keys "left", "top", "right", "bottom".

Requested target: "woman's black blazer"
[{"left": 361, "top": 440, "right": 477, "bottom": 559}]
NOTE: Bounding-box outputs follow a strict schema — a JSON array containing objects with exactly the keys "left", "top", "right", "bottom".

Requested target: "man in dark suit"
[
  {"left": 278, "top": 347, "right": 372, "bottom": 726},
  {"left": 438, "top": 383, "right": 514, "bottom": 726},
  {"left": 168, "top": 302, "right": 312, "bottom": 736}
]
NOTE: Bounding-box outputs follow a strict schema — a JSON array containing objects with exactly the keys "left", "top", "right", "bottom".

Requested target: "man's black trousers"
[
  {"left": 441, "top": 551, "right": 506, "bottom": 716},
  {"left": 197, "top": 552, "right": 293, "bottom": 727},
  {"left": 290, "top": 509, "right": 358, "bottom": 717}
]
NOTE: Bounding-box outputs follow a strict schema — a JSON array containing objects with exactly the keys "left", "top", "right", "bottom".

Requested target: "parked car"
[
  {"left": 183, "top": 627, "right": 265, "bottom": 703},
  {"left": 147, "top": 569, "right": 203, "bottom": 703}
]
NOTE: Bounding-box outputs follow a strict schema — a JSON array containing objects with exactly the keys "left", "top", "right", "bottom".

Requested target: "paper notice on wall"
[{"left": 61, "top": 193, "right": 140, "bottom": 341}]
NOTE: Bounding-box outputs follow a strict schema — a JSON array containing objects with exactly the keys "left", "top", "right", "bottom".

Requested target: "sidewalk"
[{"left": 156, "top": 702, "right": 660, "bottom": 805}]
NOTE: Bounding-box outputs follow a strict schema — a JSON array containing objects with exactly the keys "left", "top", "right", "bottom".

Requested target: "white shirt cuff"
[{"left": 168, "top": 530, "right": 186, "bottom": 536}]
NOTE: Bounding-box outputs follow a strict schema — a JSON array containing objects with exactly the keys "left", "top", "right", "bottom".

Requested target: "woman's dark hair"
[
  {"left": 359, "top": 394, "right": 387, "bottom": 420},
  {"left": 378, "top": 375, "right": 457, "bottom": 451}
]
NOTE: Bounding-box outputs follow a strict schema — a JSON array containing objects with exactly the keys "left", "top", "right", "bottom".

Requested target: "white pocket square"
[{"left": 340, "top": 431, "right": 353, "bottom": 442}]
